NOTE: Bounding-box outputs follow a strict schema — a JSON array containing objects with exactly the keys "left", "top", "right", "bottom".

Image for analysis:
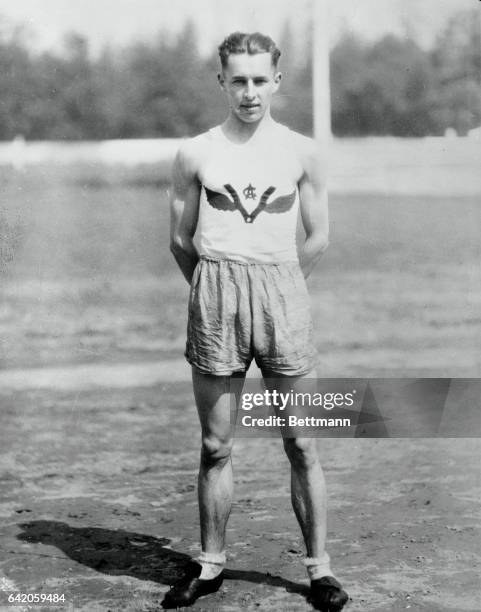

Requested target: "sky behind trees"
[{"left": 0, "top": 0, "right": 474, "bottom": 55}]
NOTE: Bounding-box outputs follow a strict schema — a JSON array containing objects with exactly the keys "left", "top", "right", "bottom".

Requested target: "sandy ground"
[
  {"left": 1, "top": 165, "right": 480, "bottom": 610},
  {"left": 0, "top": 371, "right": 480, "bottom": 612}
]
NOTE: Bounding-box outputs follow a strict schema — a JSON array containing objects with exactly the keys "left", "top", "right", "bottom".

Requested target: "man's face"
[{"left": 219, "top": 52, "right": 281, "bottom": 124}]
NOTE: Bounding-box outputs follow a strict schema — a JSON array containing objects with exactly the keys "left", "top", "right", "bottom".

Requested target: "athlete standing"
[{"left": 164, "top": 32, "right": 348, "bottom": 611}]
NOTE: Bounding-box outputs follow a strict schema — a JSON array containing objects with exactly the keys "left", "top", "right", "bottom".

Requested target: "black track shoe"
[
  {"left": 161, "top": 562, "right": 224, "bottom": 609},
  {"left": 308, "top": 576, "right": 349, "bottom": 611}
]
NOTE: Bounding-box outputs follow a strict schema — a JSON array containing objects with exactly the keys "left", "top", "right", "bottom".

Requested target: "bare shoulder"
[
  {"left": 174, "top": 131, "right": 210, "bottom": 176},
  {"left": 287, "top": 129, "right": 327, "bottom": 183},
  {"left": 172, "top": 130, "right": 212, "bottom": 192}
]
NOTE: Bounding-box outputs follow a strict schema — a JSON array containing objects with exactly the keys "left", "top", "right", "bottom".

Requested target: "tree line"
[{"left": 0, "top": 9, "right": 479, "bottom": 140}]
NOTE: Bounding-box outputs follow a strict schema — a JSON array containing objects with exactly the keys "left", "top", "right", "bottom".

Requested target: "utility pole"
[{"left": 312, "top": 0, "right": 331, "bottom": 150}]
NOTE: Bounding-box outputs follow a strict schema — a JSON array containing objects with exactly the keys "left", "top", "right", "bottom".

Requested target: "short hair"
[{"left": 218, "top": 32, "right": 281, "bottom": 69}]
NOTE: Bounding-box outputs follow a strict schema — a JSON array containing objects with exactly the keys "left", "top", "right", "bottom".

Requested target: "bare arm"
[
  {"left": 298, "top": 142, "right": 329, "bottom": 278},
  {"left": 169, "top": 147, "right": 201, "bottom": 284}
]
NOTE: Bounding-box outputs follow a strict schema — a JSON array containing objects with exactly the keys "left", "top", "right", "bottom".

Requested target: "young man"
[{"left": 164, "top": 32, "right": 348, "bottom": 611}]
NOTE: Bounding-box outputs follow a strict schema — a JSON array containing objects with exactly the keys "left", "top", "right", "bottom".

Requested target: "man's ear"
[
  {"left": 217, "top": 73, "right": 225, "bottom": 91},
  {"left": 273, "top": 71, "right": 282, "bottom": 92}
]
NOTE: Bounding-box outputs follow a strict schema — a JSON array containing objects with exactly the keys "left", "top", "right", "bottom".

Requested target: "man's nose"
[{"left": 244, "top": 81, "right": 256, "bottom": 99}]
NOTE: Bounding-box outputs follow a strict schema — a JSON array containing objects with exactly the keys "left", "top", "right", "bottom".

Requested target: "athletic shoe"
[
  {"left": 308, "top": 576, "right": 349, "bottom": 611},
  {"left": 161, "top": 561, "right": 224, "bottom": 609}
]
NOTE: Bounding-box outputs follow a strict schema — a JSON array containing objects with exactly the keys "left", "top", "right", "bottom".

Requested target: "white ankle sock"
[
  {"left": 197, "top": 550, "right": 226, "bottom": 580},
  {"left": 303, "top": 552, "right": 336, "bottom": 581}
]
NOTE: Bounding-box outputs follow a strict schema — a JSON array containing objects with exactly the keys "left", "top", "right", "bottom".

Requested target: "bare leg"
[
  {"left": 285, "top": 436, "right": 327, "bottom": 558},
  {"left": 265, "top": 372, "right": 327, "bottom": 558},
  {"left": 193, "top": 368, "right": 245, "bottom": 553},
  {"left": 284, "top": 433, "right": 349, "bottom": 610},
  {"left": 161, "top": 369, "right": 245, "bottom": 608},
  {"left": 264, "top": 372, "right": 348, "bottom": 610}
]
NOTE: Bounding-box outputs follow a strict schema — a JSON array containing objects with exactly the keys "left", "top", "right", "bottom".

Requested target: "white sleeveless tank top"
[{"left": 194, "top": 123, "right": 303, "bottom": 264}]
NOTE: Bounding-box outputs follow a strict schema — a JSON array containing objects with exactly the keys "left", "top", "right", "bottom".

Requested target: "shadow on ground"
[{"left": 17, "top": 520, "right": 308, "bottom": 595}]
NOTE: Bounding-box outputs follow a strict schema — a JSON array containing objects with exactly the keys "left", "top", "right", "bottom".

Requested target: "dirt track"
[
  {"left": 1, "top": 375, "right": 480, "bottom": 612},
  {"left": 1, "top": 170, "right": 480, "bottom": 610}
]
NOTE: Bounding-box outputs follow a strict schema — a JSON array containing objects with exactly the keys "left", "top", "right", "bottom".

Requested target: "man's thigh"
[
  {"left": 193, "top": 368, "right": 246, "bottom": 441},
  {"left": 264, "top": 370, "right": 320, "bottom": 452}
]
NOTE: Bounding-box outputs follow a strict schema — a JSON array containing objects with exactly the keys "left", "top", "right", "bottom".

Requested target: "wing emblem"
[{"left": 204, "top": 184, "right": 296, "bottom": 223}]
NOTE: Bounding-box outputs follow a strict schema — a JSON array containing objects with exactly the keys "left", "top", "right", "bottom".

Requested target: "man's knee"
[
  {"left": 201, "top": 435, "right": 233, "bottom": 468},
  {"left": 283, "top": 437, "right": 319, "bottom": 469}
]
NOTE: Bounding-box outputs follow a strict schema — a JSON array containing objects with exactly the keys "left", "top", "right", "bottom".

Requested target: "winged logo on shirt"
[{"left": 204, "top": 184, "right": 296, "bottom": 223}]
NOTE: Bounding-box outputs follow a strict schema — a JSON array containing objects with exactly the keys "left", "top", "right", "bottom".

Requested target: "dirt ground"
[
  {"left": 0, "top": 375, "right": 480, "bottom": 612},
  {"left": 1, "top": 167, "right": 480, "bottom": 610}
]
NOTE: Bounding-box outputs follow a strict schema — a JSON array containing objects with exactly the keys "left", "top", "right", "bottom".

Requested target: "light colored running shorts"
[{"left": 185, "top": 257, "right": 317, "bottom": 376}]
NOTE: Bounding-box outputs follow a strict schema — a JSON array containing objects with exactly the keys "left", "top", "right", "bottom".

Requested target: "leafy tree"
[
  {"left": 0, "top": 34, "right": 37, "bottom": 138},
  {"left": 331, "top": 34, "right": 435, "bottom": 136},
  {"left": 431, "top": 8, "right": 481, "bottom": 135}
]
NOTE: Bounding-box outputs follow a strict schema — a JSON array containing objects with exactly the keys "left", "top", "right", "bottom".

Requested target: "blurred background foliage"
[{"left": 0, "top": 7, "right": 479, "bottom": 140}]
